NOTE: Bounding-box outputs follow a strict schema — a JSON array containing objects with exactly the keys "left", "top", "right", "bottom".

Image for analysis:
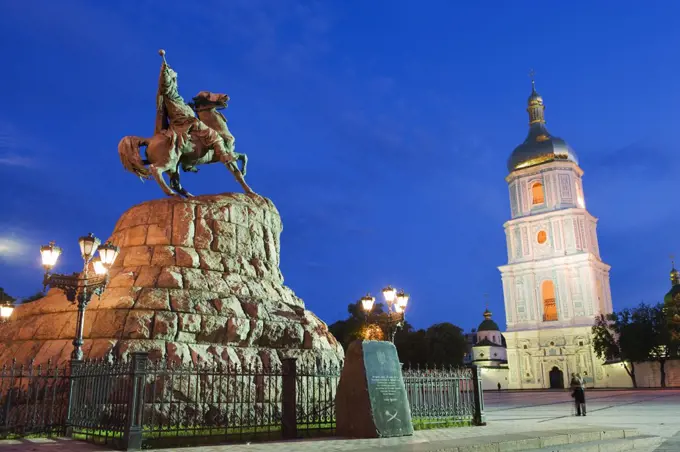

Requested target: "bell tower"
[{"left": 499, "top": 75, "right": 612, "bottom": 389}]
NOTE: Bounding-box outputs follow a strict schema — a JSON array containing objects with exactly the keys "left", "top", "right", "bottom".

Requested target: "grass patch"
[{"left": 412, "top": 417, "right": 473, "bottom": 430}]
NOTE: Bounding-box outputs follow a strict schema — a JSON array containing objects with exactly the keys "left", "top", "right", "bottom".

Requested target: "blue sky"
[{"left": 1, "top": 1, "right": 679, "bottom": 332}]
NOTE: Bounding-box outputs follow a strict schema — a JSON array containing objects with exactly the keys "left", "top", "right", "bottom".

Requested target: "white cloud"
[{"left": 0, "top": 236, "right": 30, "bottom": 260}]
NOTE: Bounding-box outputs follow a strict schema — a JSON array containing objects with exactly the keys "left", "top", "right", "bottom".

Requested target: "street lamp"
[
  {"left": 0, "top": 289, "right": 14, "bottom": 323},
  {"left": 360, "top": 285, "right": 410, "bottom": 343},
  {"left": 40, "top": 233, "right": 120, "bottom": 360}
]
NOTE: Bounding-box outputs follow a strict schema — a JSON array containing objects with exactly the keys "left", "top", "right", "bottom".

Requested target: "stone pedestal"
[
  {"left": 336, "top": 340, "right": 413, "bottom": 438},
  {"left": 0, "top": 193, "right": 343, "bottom": 370}
]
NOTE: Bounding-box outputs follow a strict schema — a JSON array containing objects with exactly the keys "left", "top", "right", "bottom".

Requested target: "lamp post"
[
  {"left": 0, "top": 289, "right": 14, "bottom": 323},
  {"left": 40, "top": 233, "right": 120, "bottom": 361},
  {"left": 360, "top": 285, "right": 410, "bottom": 343}
]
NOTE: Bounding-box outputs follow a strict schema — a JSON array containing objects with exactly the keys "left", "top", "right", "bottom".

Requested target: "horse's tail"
[{"left": 118, "top": 136, "right": 151, "bottom": 180}]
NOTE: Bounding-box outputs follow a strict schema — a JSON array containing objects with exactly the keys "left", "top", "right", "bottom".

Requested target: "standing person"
[
  {"left": 497, "top": 382, "right": 501, "bottom": 392},
  {"left": 570, "top": 373, "right": 586, "bottom": 416}
]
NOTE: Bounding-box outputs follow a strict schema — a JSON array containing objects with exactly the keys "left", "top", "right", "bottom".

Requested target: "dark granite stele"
[{"left": 336, "top": 340, "right": 413, "bottom": 438}]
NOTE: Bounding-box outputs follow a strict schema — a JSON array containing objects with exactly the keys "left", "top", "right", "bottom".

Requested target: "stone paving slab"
[
  {"left": 153, "top": 427, "right": 631, "bottom": 452},
  {"left": 0, "top": 437, "right": 112, "bottom": 451}
]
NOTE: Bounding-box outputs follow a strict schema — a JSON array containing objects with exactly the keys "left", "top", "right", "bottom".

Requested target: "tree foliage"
[
  {"left": 592, "top": 302, "right": 678, "bottom": 388},
  {"left": 0, "top": 288, "right": 16, "bottom": 304},
  {"left": 329, "top": 303, "right": 467, "bottom": 368}
]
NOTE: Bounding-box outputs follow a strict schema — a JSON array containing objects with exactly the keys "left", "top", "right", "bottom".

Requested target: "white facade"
[
  {"left": 499, "top": 161, "right": 613, "bottom": 332},
  {"left": 498, "top": 83, "right": 614, "bottom": 389}
]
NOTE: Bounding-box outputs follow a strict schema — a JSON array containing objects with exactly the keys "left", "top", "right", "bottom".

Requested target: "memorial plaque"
[{"left": 336, "top": 340, "right": 413, "bottom": 438}]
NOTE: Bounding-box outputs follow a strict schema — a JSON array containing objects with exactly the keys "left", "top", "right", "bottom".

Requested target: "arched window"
[
  {"left": 542, "top": 280, "right": 558, "bottom": 321},
  {"left": 531, "top": 181, "right": 545, "bottom": 205}
]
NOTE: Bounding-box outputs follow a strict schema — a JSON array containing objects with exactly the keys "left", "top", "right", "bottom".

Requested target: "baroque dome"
[
  {"left": 507, "top": 80, "right": 578, "bottom": 173},
  {"left": 477, "top": 308, "right": 500, "bottom": 332},
  {"left": 664, "top": 265, "right": 680, "bottom": 305}
]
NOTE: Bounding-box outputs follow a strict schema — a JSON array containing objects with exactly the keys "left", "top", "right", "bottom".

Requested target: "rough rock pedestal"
[{"left": 0, "top": 194, "right": 343, "bottom": 370}]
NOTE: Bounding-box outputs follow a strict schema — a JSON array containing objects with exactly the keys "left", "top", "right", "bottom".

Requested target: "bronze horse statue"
[
  {"left": 117, "top": 91, "right": 251, "bottom": 197},
  {"left": 118, "top": 50, "right": 253, "bottom": 197}
]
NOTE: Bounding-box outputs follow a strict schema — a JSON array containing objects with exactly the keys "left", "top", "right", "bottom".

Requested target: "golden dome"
[{"left": 507, "top": 78, "right": 578, "bottom": 172}]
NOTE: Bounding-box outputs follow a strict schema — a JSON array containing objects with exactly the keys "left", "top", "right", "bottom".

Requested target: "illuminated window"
[
  {"left": 542, "top": 280, "right": 558, "bottom": 321},
  {"left": 531, "top": 182, "right": 545, "bottom": 205},
  {"left": 537, "top": 230, "right": 547, "bottom": 244}
]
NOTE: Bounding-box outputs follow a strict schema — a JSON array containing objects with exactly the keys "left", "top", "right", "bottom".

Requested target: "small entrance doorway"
[{"left": 549, "top": 367, "right": 564, "bottom": 389}]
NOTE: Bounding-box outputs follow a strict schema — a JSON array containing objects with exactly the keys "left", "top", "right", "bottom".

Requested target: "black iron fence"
[
  {"left": 0, "top": 353, "right": 483, "bottom": 449},
  {"left": 0, "top": 359, "right": 69, "bottom": 438},
  {"left": 66, "top": 353, "right": 341, "bottom": 449},
  {"left": 403, "top": 365, "right": 485, "bottom": 428}
]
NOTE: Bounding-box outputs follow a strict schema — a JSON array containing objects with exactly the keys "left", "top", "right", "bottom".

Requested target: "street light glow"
[
  {"left": 40, "top": 233, "right": 120, "bottom": 360},
  {"left": 0, "top": 303, "right": 13, "bottom": 320},
  {"left": 396, "top": 290, "right": 409, "bottom": 308},
  {"left": 382, "top": 285, "right": 397, "bottom": 302},
  {"left": 40, "top": 242, "right": 62, "bottom": 270},
  {"left": 78, "top": 233, "right": 101, "bottom": 263},
  {"left": 361, "top": 284, "right": 411, "bottom": 343},
  {"left": 92, "top": 257, "right": 107, "bottom": 276},
  {"left": 98, "top": 242, "right": 120, "bottom": 267},
  {"left": 360, "top": 294, "right": 375, "bottom": 312}
]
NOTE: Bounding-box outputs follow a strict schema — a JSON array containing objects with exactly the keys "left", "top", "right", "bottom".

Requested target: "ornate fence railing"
[
  {"left": 0, "top": 353, "right": 483, "bottom": 449},
  {"left": 402, "top": 365, "right": 485, "bottom": 428},
  {"left": 66, "top": 353, "right": 341, "bottom": 449},
  {"left": 0, "top": 360, "right": 70, "bottom": 438}
]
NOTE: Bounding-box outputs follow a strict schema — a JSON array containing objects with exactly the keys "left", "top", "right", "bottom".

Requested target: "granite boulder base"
[
  {"left": 336, "top": 340, "right": 413, "bottom": 438},
  {"left": 0, "top": 193, "right": 344, "bottom": 372}
]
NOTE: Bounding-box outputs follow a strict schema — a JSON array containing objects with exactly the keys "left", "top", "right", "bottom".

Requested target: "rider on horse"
[{"left": 155, "top": 50, "right": 236, "bottom": 173}]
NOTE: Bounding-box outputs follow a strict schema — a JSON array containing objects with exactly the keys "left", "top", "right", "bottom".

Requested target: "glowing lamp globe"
[
  {"left": 78, "top": 233, "right": 101, "bottom": 263},
  {"left": 97, "top": 242, "right": 120, "bottom": 267},
  {"left": 382, "top": 285, "right": 397, "bottom": 302},
  {"left": 396, "top": 290, "right": 409, "bottom": 308},
  {"left": 0, "top": 302, "right": 13, "bottom": 320},
  {"left": 91, "top": 257, "right": 107, "bottom": 276},
  {"left": 40, "top": 242, "right": 62, "bottom": 270},
  {"left": 360, "top": 294, "right": 375, "bottom": 312}
]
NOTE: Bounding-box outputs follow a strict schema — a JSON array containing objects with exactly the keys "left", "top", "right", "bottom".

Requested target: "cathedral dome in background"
[
  {"left": 477, "top": 308, "right": 500, "bottom": 332},
  {"left": 664, "top": 264, "right": 680, "bottom": 305}
]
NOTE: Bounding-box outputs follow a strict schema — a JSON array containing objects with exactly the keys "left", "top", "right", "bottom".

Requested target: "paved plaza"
[{"left": 0, "top": 389, "right": 678, "bottom": 451}]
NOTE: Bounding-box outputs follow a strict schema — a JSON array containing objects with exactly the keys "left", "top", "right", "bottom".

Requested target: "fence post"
[
  {"left": 471, "top": 365, "right": 486, "bottom": 426},
  {"left": 281, "top": 358, "right": 297, "bottom": 439},
  {"left": 123, "top": 352, "right": 149, "bottom": 451},
  {"left": 65, "top": 359, "right": 82, "bottom": 437}
]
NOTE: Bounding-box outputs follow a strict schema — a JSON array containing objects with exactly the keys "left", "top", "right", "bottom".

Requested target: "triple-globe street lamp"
[
  {"left": 40, "top": 233, "right": 120, "bottom": 360},
  {"left": 360, "top": 285, "right": 410, "bottom": 343}
]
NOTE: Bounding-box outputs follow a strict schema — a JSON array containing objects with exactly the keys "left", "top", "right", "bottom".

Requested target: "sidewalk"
[
  {"left": 0, "top": 424, "right": 644, "bottom": 452},
  {"left": 0, "top": 389, "right": 678, "bottom": 451}
]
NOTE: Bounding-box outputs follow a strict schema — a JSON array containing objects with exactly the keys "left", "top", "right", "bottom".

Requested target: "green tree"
[
  {"left": 394, "top": 323, "right": 466, "bottom": 368},
  {"left": 424, "top": 323, "right": 467, "bottom": 367},
  {"left": 0, "top": 288, "right": 16, "bottom": 304},
  {"left": 592, "top": 309, "right": 649, "bottom": 388},
  {"left": 394, "top": 323, "right": 427, "bottom": 366},
  {"left": 329, "top": 303, "right": 467, "bottom": 368},
  {"left": 328, "top": 301, "right": 390, "bottom": 350},
  {"left": 631, "top": 303, "right": 676, "bottom": 388}
]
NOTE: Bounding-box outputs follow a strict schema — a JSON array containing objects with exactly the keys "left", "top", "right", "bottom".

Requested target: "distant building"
[
  {"left": 460, "top": 78, "right": 680, "bottom": 389},
  {"left": 464, "top": 309, "right": 509, "bottom": 390},
  {"left": 498, "top": 77, "right": 612, "bottom": 389}
]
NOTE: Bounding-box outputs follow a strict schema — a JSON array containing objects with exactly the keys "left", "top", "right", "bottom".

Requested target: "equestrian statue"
[{"left": 118, "top": 50, "right": 254, "bottom": 197}]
